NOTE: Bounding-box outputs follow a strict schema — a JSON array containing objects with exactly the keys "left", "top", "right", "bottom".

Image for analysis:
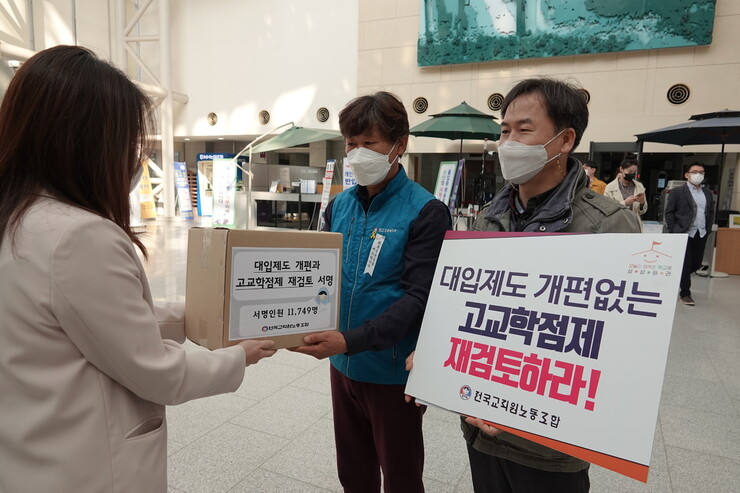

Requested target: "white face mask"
[
  {"left": 688, "top": 172, "right": 704, "bottom": 185},
  {"left": 130, "top": 165, "right": 144, "bottom": 193},
  {"left": 347, "top": 141, "right": 398, "bottom": 186},
  {"left": 498, "top": 129, "right": 565, "bottom": 185}
]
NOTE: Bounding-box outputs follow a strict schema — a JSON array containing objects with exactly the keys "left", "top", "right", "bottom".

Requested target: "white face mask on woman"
[
  {"left": 497, "top": 129, "right": 565, "bottom": 185},
  {"left": 347, "top": 141, "right": 398, "bottom": 186}
]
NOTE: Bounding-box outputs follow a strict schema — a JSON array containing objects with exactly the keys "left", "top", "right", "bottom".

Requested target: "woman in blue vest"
[{"left": 294, "top": 92, "right": 450, "bottom": 492}]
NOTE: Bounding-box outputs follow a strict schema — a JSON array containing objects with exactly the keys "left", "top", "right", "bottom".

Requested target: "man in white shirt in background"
[{"left": 664, "top": 163, "right": 715, "bottom": 306}]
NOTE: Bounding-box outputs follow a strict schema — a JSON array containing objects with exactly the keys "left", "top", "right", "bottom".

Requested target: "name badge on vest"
[{"left": 364, "top": 232, "right": 385, "bottom": 276}]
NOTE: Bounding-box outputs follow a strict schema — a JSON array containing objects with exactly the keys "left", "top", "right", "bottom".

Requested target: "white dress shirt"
[{"left": 687, "top": 182, "right": 707, "bottom": 238}]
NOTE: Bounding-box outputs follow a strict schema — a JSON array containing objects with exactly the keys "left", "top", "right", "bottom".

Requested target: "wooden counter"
[{"left": 715, "top": 228, "right": 740, "bottom": 275}]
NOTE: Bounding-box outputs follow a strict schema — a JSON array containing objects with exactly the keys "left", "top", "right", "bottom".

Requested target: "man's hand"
[
  {"left": 404, "top": 351, "right": 420, "bottom": 405},
  {"left": 465, "top": 416, "right": 503, "bottom": 437},
  {"left": 405, "top": 350, "right": 415, "bottom": 371},
  {"left": 291, "top": 330, "right": 347, "bottom": 359}
]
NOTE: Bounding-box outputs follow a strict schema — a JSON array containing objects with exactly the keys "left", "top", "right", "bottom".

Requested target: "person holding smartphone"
[{"left": 604, "top": 158, "right": 648, "bottom": 225}]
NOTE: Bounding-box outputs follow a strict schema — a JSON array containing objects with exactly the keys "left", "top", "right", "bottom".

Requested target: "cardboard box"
[
  {"left": 186, "top": 228, "right": 342, "bottom": 349},
  {"left": 315, "top": 184, "right": 344, "bottom": 195}
]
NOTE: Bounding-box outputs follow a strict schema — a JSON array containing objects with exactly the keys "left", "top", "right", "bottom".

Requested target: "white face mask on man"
[
  {"left": 497, "top": 129, "right": 565, "bottom": 185},
  {"left": 688, "top": 172, "right": 704, "bottom": 185},
  {"left": 347, "top": 141, "right": 398, "bottom": 186}
]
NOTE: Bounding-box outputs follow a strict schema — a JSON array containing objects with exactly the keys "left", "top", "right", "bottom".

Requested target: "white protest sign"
[
  {"left": 228, "top": 247, "right": 340, "bottom": 341},
  {"left": 434, "top": 161, "right": 458, "bottom": 206},
  {"left": 406, "top": 231, "right": 685, "bottom": 482}
]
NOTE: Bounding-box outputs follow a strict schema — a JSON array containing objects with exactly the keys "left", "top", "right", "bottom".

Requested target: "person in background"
[
  {"left": 465, "top": 77, "right": 640, "bottom": 493},
  {"left": 604, "top": 158, "right": 648, "bottom": 224},
  {"left": 582, "top": 160, "right": 606, "bottom": 194},
  {"left": 0, "top": 46, "right": 276, "bottom": 493},
  {"left": 664, "top": 162, "right": 715, "bottom": 306},
  {"left": 293, "top": 91, "right": 450, "bottom": 492}
]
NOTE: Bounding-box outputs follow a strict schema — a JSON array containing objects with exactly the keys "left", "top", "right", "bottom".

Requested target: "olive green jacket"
[
  {"left": 474, "top": 159, "right": 641, "bottom": 235},
  {"left": 463, "top": 158, "right": 640, "bottom": 472}
]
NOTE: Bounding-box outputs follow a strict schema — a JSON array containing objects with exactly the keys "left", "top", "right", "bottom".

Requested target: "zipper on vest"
[
  {"left": 346, "top": 216, "right": 354, "bottom": 241},
  {"left": 344, "top": 216, "right": 360, "bottom": 375},
  {"left": 345, "top": 214, "right": 366, "bottom": 374}
]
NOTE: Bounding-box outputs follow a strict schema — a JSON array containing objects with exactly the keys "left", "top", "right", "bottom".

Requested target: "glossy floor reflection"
[{"left": 139, "top": 218, "right": 740, "bottom": 493}]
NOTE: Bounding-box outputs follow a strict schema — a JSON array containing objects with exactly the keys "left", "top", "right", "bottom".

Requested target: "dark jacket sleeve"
[
  {"left": 664, "top": 186, "right": 680, "bottom": 233},
  {"left": 320, "top": 199, "right": 334, "bottom": 232},
  {"left": 342, "top": 199, "right": 451, "bottom": 354}
]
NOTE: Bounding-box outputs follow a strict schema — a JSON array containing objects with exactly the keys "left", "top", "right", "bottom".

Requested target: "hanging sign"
[
  {"left": 434, "top": 161, "right": 459, "bottom": 207},
  {"left": 139, "top": 159, "right": 157, "bottom": 219},
  {"left": 317, "top": 159, "right": 336, "bottom": 231},
  {"left": 174, "top": 161, "right": 194, "bottom": 220},
  {"left": 212, "top": 158, "right": 237, "bottom": 227},
  {"left": 343, "top": 157, "right": 356, "bottom": 190}
]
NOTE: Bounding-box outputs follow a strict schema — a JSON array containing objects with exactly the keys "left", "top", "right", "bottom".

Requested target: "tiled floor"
[{"left": 139, "top": 218, "right": 740, "bottom": 493}]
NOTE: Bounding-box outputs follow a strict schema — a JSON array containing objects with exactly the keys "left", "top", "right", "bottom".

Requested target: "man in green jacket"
[{"left": 465, "top": 77, "right": 640, "bottom": 492}]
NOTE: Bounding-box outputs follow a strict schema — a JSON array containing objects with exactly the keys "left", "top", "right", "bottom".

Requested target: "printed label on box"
[{"left": 228, "top": 247, "right": 340, "bottom": 340}]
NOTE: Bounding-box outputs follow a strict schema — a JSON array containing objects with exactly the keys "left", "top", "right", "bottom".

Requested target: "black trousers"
[
  {"left": 467, "top": 443, "right": 590, "bottom": 493},
  {"left": 680, "top": 231, "right": 709, "bottom": 297}
]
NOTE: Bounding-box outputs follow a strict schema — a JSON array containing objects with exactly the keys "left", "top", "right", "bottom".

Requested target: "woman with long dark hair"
[{"left": 0, "top": 45, "right": 275, "bottom": 492}]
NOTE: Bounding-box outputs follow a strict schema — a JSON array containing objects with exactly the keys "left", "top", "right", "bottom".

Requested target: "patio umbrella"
[
  {"left": 635, "top": 109, "right": 740, "bottom": 146},
  {"left": 232, "top": 123, "right": 341, "bottom": 228},
  {"left": 410, "top": 101, "right": 501, "bottom": 158},
  {"left": 250, "top": 126, "right": 341, "bottom": 154},
  {"left": 411, "top": 102, "right": 501, "bottom": 209},
  {"left": 635, "top": 109, "right": 740, "bottom": 277},
  {"left": 635, "top": 109, "right": 740, "bottom": 203}
]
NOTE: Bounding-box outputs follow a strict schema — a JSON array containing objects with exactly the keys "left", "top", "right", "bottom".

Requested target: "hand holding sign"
[
  {"left": 404, "top": 352, "right": 422, "bottom": 406},
  {"left": 464, "top": 416, "right": 503, "bottom": 437}
]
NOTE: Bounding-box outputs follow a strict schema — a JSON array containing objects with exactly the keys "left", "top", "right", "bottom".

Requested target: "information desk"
[
  {"left": 251, "top": 191, "right": 324, "bottom": 230},
  {"left": 715, "top": 227, "right": 740, "bottom": 275}
]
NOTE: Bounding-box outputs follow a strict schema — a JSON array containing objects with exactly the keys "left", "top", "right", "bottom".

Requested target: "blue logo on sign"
[{"left": 459, "top": 385, "right": 472, "bottom": 400}]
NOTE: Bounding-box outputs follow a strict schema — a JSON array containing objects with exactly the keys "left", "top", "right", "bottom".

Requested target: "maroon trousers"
[{"left": 330, "top": 365, "right": 425, "bottom": 493}]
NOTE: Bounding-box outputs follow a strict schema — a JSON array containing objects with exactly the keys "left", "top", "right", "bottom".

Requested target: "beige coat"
[
  {"left": 604, "top": 178, "right": 648, "bottom": 217},
  {"left": 0, "top": 197, "right": 246, "bottom": 493}
]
